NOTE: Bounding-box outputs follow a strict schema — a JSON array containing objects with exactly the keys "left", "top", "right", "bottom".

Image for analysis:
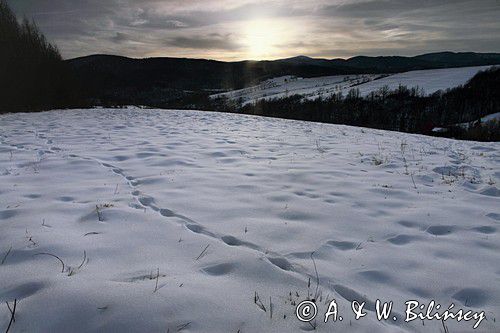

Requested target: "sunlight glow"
[{"left": 243, "top": 19, "right": 291, "bottom": 60}]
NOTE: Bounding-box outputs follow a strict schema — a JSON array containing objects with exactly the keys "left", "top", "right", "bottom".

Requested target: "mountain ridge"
[
  {"left": 68, "top": 51, "right": 500, "bottom": 63},
  {"left": 67, "top": 52, "right": 500, "bottom": 106}
]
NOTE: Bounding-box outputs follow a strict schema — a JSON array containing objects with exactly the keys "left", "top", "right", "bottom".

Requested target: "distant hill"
[
  {"left": 67, "top": 52, "right": 500, "bottom": 106},
  {"left": 278, "top": 52, "right": 500, "bottom": 72}
]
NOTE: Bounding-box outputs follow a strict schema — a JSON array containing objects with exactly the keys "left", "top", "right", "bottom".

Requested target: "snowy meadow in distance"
[
  {"left": 0, "top": 108, "right": 499, "bottom": 332},
  {"left": 212, "top": 65, "right": 493, "bottom": 106}
]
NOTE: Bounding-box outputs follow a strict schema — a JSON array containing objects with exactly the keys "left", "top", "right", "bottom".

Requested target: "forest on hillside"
[{"left": 0, "top": 1, "right": 79, "bottom": 112}]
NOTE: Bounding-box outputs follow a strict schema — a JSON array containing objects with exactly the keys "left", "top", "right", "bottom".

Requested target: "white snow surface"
[
  {"left": 0, "top": 108, "right": 499, "bottom": 332},
  {"left": 212, "top": 65, "right": 494, "bottom": 105},
  {"left": 355, "top": 65, "right": 494, "bottom": 97},
  {"left": 481, "top": 112, "right": 500, "bottom": 124}
]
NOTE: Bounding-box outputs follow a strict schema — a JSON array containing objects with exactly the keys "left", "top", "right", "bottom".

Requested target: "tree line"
[{"left": 0, "top": 0, "right": 80, "bottom": 113}]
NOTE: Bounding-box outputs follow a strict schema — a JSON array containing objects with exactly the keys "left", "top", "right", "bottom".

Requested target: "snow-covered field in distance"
[
  {"left": 212, "top": 65, "right": 495, "bottom": 105},
  {"left": 435, "top": 112, "right": 500, "bottom": 132},
  {"left": 0, "top": 108, "right": 499, "bottom": 332},
  {"left": 211, "top": 74, "right": 382, "bottom": 105}
]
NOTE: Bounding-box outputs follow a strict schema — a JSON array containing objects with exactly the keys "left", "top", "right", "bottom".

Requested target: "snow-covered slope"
[
  {"left": 481, "top": 112, "right": 500, "bottom": 123},
  {"left": 433, "top": 112, "right": 500, "bottom": 133},
  {"left": 212, "top": 65, "right": 494, "bottom": 105},
  {"left": 0, "top": 108, "right": 499, "bottom": 332},
  {"left": 355, "top": 65, "right": 494, "bottom": 97},
  {"left": 211, "top": 74, "right": 382, "bottom": 105}
]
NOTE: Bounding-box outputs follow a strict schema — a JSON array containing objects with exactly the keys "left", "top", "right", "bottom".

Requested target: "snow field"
[{"left": 0, "top": 108, "right": 499, "bottom": 332}]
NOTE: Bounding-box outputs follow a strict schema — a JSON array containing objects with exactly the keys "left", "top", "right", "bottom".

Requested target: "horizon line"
[{"left": 64, "top": 50, "right": 500, "bottom": 63}]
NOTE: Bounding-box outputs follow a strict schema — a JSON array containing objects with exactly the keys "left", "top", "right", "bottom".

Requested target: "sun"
[{"left": 243, "top": 19, "right": 288, "bottom": 60}]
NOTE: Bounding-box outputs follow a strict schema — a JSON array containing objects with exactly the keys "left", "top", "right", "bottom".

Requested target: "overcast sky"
[{"left": 7, "top": 0, "right": 500, "bottom": 61}]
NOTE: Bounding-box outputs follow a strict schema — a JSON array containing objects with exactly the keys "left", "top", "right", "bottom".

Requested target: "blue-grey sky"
[{"left": 7, "top": 0, "right": 500, "bottom": 60}]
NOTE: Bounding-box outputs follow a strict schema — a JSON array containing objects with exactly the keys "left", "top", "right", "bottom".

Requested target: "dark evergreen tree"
[{"left": 0, "top": 0, "right": 79, "bottom": 113}]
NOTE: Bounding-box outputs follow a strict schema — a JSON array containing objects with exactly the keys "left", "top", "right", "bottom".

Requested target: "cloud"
[
  {"left": 109, "top": 32, "right": 131, "bottom": 44},
  {"left": 5, "top": 0, "right": 500, "bottom": 60},
  {"left": 167, "top": 34, "right": 243, "bottom": 50}
]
